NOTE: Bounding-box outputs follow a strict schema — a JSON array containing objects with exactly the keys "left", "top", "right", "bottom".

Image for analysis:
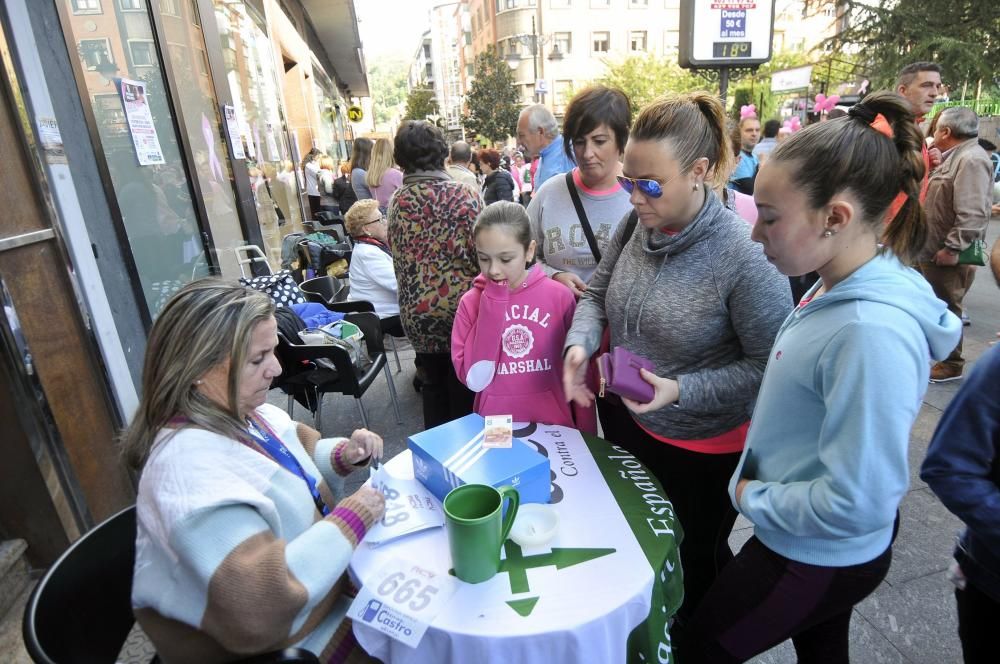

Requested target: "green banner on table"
[{"left": 583, "top": 434, "right": 685, "bottom": 664}]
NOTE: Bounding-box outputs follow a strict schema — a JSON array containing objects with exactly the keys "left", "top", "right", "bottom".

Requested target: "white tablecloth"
[{"left": 350, "top": 425, "right": 683, "bottom": 664}]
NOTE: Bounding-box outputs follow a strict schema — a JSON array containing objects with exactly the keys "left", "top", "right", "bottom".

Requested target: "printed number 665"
[{"left": 376, "top": 572, "right": 439, "bottom": 611}]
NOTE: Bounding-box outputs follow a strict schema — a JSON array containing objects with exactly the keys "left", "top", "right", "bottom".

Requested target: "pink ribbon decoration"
[
  {"left": 814, "top": 94, "right": 841, "bottom": 113},
  {"left": 782, "top": 116, "right": 802, "bottom": 133},
  {"left": 740, "top": 104, "right": 757, "bottom": 120}
]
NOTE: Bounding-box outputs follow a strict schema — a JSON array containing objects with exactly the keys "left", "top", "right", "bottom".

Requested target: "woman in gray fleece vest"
[{"left": 563, "top": 93, "right": 792, "bottom": 639}]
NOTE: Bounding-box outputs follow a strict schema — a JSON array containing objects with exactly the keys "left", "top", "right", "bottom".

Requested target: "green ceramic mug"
[{"left": 444, "top": 483, "right": 520, "bottom": 584}]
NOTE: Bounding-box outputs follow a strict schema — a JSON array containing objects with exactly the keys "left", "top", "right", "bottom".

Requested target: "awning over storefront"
[{"left": 301, "top": 0, "right": 369, "bottom": 98}]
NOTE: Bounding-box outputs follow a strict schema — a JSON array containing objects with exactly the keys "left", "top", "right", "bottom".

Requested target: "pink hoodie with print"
[{"left": 451, "top": 265, "right": 595, "bottom": 431}]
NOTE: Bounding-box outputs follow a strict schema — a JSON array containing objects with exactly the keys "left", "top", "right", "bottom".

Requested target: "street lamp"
[{"left": 503, "top": 16, "right": 562, "bottom": 103}]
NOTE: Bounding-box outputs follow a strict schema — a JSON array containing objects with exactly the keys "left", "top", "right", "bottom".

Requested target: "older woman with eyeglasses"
[
  {"left": 562, "top": 92, "right": 792, "bottom": 638},
  {"left": 344, "top": 199, "right": 403, "bottom": 335}
]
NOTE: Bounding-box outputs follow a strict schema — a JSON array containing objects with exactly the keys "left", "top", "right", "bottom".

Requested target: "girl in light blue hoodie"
[{"left": 686, "top": 92, "right": 963, "bottom": 663}]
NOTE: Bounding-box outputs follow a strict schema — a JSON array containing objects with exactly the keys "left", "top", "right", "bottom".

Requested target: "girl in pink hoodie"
[{"left": 452, "top": 201, "right": 595, "bottom": 431}]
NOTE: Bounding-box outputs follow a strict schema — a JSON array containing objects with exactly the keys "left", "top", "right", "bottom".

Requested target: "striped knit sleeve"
[
  {"left": 294, "top": 422, "right": 355, "bottom": 493},
  {"left": 167, "top": 498, "right": 381, "bottom": 654}
]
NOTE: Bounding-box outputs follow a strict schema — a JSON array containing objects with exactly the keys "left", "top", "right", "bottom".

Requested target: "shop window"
[
  {"left": 154, "top": 0, "right": 247, "bottom": 281},
  {"left": 213, "top": 0, "right": 298, "bottom": 268},
  {"left": 79, "top": 39, "right": 113, "bottom": 71},
  {"left": 630, "top": 30, "right": 647, "bottom": 52},
  {"left": 62, "top": 0, "right": 212, "bottom": 315},
  {"left": 592, "top": 31, "right": 609, "bottom": 54},
  {"left": 71, "top": 0, "right": 102, "bottom": 13},
  {"left": 128, "top": 40, "right": 157, "bottom": 68},
  {"left": 119, "top": 0, "right": 143, "bottom": 11}
]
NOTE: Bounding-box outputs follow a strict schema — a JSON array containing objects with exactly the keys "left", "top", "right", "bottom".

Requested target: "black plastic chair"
[
  {"left": 274, "top": 311, "right": 402, "bottom": 430},
  {"left": 299, "top": 275, "right": 351, "bottom": 305},
  {"left": 22, "top": 505, "right": 318, "bottom": 664},
  {"left": 299, "top": 277, "right": 404, "bottom": 373}
]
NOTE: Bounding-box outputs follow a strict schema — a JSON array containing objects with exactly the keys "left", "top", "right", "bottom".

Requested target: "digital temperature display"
[{"left": 712, "top": 42, "right": 752, "bottom": 59}]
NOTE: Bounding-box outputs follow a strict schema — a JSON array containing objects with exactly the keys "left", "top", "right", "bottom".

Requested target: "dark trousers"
[
  {"left": 380, "top": 315, "right": 405, "bottom": 338},
  {"left": 918, "top": 262, "right": 976, "bottom": 368},
  {"left": 598, "top": 400, "right": 741, "bottom": 621},
  {"left": 956, "top": 583, "right": 1000, "bottom": 664},
  {"left": 685, "top": 536, "right": 892, "bottom": 664},
  {"left": 414, "top": 352, "right": 474, "bottom": 430}
]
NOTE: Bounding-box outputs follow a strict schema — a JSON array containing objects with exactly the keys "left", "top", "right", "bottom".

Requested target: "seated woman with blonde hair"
[
  {"left": 123, "top": 279, "right": 385, "bottom": 662},
  {"left": 344, "top": 199, "right": 403, "bottom": 336}
]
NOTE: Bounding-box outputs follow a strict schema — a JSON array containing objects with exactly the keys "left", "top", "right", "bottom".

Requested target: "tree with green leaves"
[
  {"left": 369, "top": 59, "right": 409, "bottom": 130},
  {"left": 463, "top": 49, "right": 521, "bottom": 143},
  {"left": 403, "top": 87, "right": 438, "bottom": 122},
  {"left": 816, "top": 0, "right": 1000, "bottom": 94},
  {"left": 598, "top": 53, "right": 706, "bottom": 113}
]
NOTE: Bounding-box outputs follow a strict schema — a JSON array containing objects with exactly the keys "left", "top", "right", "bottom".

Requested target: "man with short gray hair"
[
  {"left": 919, "top": 106, "right": 993, "bottom": 382},
  {"left": 886, "top": 61, "right": 944, "bottom": 222},
  {"left": 516, "top": 104, "right": 575, "bottom": 189},
  {"left": 446, "top": 141, "right": 479, "bottom": 190}
]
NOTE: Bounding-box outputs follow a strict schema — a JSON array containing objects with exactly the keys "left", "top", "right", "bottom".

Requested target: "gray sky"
[{"left": 357, "top": 0, "right": 438, "bottom": 65}]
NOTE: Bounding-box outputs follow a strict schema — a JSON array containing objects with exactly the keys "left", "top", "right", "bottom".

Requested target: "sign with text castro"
[{"left": 678, "top": 0, "right": 776, "bottom": 68}]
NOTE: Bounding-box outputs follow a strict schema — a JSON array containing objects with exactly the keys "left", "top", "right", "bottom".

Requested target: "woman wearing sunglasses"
[{"left": 562, "top": 92, "right": 792, "bottom": 641}]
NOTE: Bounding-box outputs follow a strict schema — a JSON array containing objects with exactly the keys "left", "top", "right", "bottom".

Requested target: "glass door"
[{"left": 61, "top": 0, "right": 212, "bottom": 315}]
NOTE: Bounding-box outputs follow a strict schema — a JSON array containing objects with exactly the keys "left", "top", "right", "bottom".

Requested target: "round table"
[{"left": 350, "top": 424, "right": 683, "bottom": 664}]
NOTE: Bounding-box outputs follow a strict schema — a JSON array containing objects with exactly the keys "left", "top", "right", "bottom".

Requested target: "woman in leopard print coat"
[{"left": 388, "top": 120, "right": 483, "bottom": 429}]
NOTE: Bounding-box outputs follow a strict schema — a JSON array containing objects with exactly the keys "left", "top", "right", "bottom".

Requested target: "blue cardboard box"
[{"left": 408, "top": 414, "right": 551, "bottom": 504}]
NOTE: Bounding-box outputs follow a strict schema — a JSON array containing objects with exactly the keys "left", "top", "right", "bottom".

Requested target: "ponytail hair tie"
[
  {"left": 868, "top": 113, "right": 894, "bottom": 138},
  {"left": 848, "top": 104, "right": 894, "bottom": 139}
]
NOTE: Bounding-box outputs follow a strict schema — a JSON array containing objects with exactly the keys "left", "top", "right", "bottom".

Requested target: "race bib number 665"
[{"left": 349, "top": 557, "right": 459, "bottom": 648}]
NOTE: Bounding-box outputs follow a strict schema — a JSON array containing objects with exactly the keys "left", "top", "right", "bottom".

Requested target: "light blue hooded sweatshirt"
[{"left": 730, "top": 252, "right": 962, "bottom": 567}]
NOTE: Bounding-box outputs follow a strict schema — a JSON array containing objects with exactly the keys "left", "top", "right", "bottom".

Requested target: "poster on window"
[
  {"left": 222, "top": 105, "right": 246, "bottom": 159},
  {"left": 119, "top": 78, "right": 165, "bottom": 166}
]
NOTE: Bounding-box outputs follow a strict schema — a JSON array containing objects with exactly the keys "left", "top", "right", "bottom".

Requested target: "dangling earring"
[{"left": 692, "top": 183, "right": 699, "bottom": 191}]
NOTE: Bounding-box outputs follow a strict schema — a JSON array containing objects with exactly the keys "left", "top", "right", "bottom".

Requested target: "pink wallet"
[{"left": 596, "top": 347, "right": 655, "bottom": 403}]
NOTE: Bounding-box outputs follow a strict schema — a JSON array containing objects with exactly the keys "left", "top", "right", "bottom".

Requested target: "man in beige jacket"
[{"left": 919, "top": 107, "right": 994, "bottom": 382}]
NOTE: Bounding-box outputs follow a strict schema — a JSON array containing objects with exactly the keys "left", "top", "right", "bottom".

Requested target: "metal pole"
[
  {"left": 532, "top": 16, "right": 539, "bottom": 103},
  {"left": 719, "top": 66, "right": 730, "bottom": 102}
]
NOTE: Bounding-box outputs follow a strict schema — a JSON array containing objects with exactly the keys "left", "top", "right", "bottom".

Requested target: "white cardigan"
[{"left": 348, "top": 242, "right": 400, "bottom": 317}]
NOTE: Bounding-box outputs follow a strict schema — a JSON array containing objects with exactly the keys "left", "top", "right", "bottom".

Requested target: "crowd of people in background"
[{"left": 127, "top": 59, "right": 1000, "bottom": 663}]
